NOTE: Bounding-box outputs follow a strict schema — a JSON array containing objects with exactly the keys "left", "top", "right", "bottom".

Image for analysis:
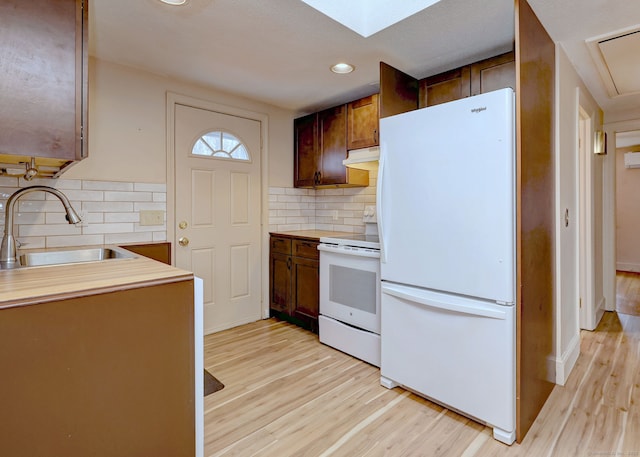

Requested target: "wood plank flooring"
[
  {"left": 617, "top": 271, "right": 640, "bottom": 316},
  {"left": 203, "top": 311, "right": 640, "bottom": 456}
]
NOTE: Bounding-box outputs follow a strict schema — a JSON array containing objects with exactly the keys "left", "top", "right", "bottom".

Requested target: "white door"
[{"left": 174, "top": 103, "right": 262, "bottom": 334}]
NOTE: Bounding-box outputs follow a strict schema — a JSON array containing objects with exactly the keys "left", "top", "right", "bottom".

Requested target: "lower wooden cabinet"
[{"left": 269, "top": 234, "right": 319, "bottom": 332}]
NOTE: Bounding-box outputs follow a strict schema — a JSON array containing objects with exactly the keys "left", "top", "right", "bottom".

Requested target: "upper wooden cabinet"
[
  {"left": 417, "top": 51, "right": 516, "bottom": 108},
  {"left": 294, "top": 105, "right": 368, "bottom": 188},
  {"left": 0, "top": 0, "right": 88, "bottom": 175},
  {"left": 380, "top": 62, "right": 419, "bottom": 118},
  {"left": 347, "top": 94, "right": 379, "bottom": 149}
]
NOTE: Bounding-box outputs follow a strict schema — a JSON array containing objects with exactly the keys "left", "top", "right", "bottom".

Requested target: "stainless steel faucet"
[{"left": 0, "top": 186, "right": 82, "bottom": 264}]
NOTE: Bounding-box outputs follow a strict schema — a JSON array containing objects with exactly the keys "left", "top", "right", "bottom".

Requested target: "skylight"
[{"left": 300, "top": 0, "right": 442, "bottom": 37}]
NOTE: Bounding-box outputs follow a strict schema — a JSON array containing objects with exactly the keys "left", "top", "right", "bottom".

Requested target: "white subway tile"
[
  {"left": 105, "top": 191, "right": 153, "bottom": 202},
  {"left": 46, "top": 234, "right": 104, "bottom": 248},
  {"left": 104, "top": 213, "right": 139, "bottom": 223},
  {"left": 152, "top": 231, "right": 167, "bottom": 242},
  {"left": 15, "top": 212, "right": 46, "bottom": 225},
  {"left": 153, "top": 192, "right": 167, "bottom": 202},
  {"left": 134, "top": 202, "right": 166, "bottom": 212},
  {"left": 269, "top": 202, "right": 287, "bottom": 210},
  {"left": 52, "top": 211, "right": 103, "bottom": 225},
  {"left": 344, "top": 202, "right": 365, "bottom": 211},
  {"left": 285, "top": 217, "right": 307, "bottom": 224},
  {"left": 277, "top": 195, "right": 302, "bottom": 203},
  {"left": 54, "top": 189, "right": 103, "bottom": 202},
  {"left": 134, "top": 223, "right": 167, "bottom": 233},
  {"left": 277, "top": 224, "right": 302, "bottom": 231},
  {"left": 269, "top": 187, "right": 286, "bottom": 195},
  {"left": 82, "top": 222, "right": 133, "bottom": 235},
  {"left": 83, "top": 223, "right": 134, "bottom": 235},
  {"left": 83, "top": 201, "right": 134, "bottom": 212},
  {"left": 269, "top": 217, "right": 286, "bottom": 225},
  {"left": 268, "top": 194, "right": 278, "bottom": 202},
  {"left": 134, "top": 183, "right": 166, "bottom": 192},
  {"left": 83, "top": 180, "right": 133, "bottom": 191},
  {"left": 16, "top": 236, "right": 46, "bottom": 249},
  {"left": 105, "top": 232, "right": 152, "bottom": 244},
  {"left": 0, "top": 177, "right": 19, "bottom": 187},
  {"left": 19, "top": 224, "right": 81, "bottom": 237}
]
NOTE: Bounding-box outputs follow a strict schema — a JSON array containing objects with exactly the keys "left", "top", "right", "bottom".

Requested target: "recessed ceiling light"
[
  {"left": 331, "top": 63, "right": 355, "bottom": 74},
  {"left": 159, "top": 0, "right": 187, "bottom": 5}
]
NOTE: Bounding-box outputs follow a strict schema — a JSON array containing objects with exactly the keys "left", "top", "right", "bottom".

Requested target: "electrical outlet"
[{"left": 140, "top": 210, "right": 165, "bottom": 226}]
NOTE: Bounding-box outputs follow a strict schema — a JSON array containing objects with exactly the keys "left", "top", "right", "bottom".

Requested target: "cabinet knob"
[{"left": 178, "top": 237, "right": 190, "bottom": 247}]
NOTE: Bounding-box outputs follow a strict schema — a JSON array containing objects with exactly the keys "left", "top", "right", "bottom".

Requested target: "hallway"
[{"left": 616, "top": 271, "right": 640, "bottom": 316}]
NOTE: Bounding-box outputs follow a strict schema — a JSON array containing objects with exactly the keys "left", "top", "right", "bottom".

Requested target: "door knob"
[
  {"left": 178, "top": 236, "right": 190, "bottom": 247},
  {"left": 178, "top": 221, "right": 188, "bottom": 229}
]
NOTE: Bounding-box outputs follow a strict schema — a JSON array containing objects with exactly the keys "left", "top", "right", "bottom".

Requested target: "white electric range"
[{"left": 317, "top": 220, "right": 381, "bottom": 366}]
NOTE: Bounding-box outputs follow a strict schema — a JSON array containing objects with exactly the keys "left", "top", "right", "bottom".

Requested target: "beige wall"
[
  {"left": 65, "top": 58, "right": 295, "bottom": 186},
  {"left": 554, "top": 45, "right": 603, "bottom": 384},
  {"left": 615, "top": 144, "right": 640, "bottom": 271}
]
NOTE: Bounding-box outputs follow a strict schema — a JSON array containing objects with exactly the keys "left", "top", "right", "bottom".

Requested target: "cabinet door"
[
  {"left": 347, "top": 94, "right": 379, "bottom": 149},
  {"left": 420, "top": 66, "right": 471, "bottom": 108},
  {"left": 294, "top": 113, "right": 318, "bottom": 188},
  {"left": 292, "top": 256, "right": 319, "bottom": 320},
  {"left": 270, "top": 252, "right": 291, "bottom": 313},
  {"left": 0, "top": 0, "right": 87, "bottom": 162},
  {"left": 318, "top": 105, "right": 348, "bottom": 185},
  {"left": 470, "top": 51, "right": 516, "bottom": 96}
]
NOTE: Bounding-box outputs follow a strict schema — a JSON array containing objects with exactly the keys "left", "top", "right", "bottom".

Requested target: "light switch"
[{"left": 140, "top": 210, "right": 165, "bottom": 226}]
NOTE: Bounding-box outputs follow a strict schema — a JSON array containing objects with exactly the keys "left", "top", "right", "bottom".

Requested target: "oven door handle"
[{"left": 317, "top": 244, "right": 381, "bottom": 259}]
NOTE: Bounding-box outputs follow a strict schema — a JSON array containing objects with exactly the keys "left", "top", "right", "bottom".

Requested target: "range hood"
[{"left": 343, "top": 147, "right": 380, "bottom": 170}]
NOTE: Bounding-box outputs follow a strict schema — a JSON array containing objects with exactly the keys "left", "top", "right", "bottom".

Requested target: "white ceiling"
[{"left": 90, "top": 0, "right": 640, "bottom": 117}]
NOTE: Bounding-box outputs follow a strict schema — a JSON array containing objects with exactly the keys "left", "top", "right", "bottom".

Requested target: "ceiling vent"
[{"left": 587, "top": 26, "right": 640, "bottom": 98}]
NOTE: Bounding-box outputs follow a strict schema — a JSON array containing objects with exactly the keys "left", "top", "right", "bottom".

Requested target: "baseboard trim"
[
  {"left": 555, "top": 333, "right": 580, "bottom": 386},
  {"left": 616, "top": 262, "right": 640, "bottom": 273}
]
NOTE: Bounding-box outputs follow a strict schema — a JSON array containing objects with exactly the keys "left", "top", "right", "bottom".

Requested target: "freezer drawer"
[{"left": 380, "top": 282, "right": 515, "bottom": 444}]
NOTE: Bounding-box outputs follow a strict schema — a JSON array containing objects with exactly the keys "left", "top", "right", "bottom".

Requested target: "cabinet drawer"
[
  {"left": 292, "top": 239, "right": 319, "bottom": 260},
  {"left": 270, "top": 236, "right": 292, "bottom": 255}
]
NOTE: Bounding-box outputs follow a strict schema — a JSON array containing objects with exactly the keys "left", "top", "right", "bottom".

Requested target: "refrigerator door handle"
[
  {"left": 382, "top": 283, "right": 507, "bottom": 320},
  {"left": 376, "top": 145, "right": 386, "bottom": 263}
]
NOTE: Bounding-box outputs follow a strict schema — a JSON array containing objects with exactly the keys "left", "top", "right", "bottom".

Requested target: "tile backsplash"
[
  {"left": 0, "top": 170, "right": 375, "bottom": 249},
  {"left": 0, "top": 177, "right": 166, "bottom": 249},
  {"left": 269, "top": 172, "right": 377, "bottom": 233}
]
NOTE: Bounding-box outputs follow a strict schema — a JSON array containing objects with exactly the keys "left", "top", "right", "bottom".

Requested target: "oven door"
[{"left": 318, "top": 244, "right": 380, "bottom": 333}]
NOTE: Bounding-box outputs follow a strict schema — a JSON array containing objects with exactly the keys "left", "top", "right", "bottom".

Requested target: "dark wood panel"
[
  {"left": 419, "top": 66, "right": 471, "bottom": 108},
  {"left": 0, "top": 280, "right": 195, "bottom": 457},
  {"left": 293, "top": 113, "right": 318, "bottom": 188},
  {"left": 270, "top": 236, "right": 292, "bottom": 256},
  {"left": 379, "top": 62, "right": 418, "bottom": 118},
  {"left": 292, "top": 239, "right": 319, "bottom": 260},
  {"left": 471, "top": 51, "right": 516, "bottom": 96},
  {"left": 348, "top": 93, "right": 379, "bottom": 149},
  {"left": 515, "top": 0, "right": 556, "bottom": 442},
  {"left": 121, "top": 242, "right": 171, "bottom": 265},
  {"left": 292, "top": 256, "right": 320, "bottom": 321},
  {"left": 318, "top": 104, "right": 348, "bottom": 185},
  {"left": 0, "top": 0, "right": 87, "bottom": 161},
  {"left": 270, "top": 251, "right": 291, "bottom": 313}
]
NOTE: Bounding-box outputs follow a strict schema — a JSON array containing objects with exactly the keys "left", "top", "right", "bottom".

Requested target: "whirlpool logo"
[{"left": 471, "top": 107, "right": 487, "bottom": 113}]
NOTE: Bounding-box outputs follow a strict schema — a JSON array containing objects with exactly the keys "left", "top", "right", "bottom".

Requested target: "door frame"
[
  {"left": 578, "top": 104, "right": 595, "bottom": 330},
  {"left": 603, "top": 118, "right": 640, "bottom": 312},
  {"left": 166, "top": 92, "right": 270, "bottom": 319}
]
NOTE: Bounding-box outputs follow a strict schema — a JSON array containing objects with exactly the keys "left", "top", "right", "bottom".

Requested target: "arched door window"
[{"left": 191, "top": 131, "right": 251, "bottom": 161}]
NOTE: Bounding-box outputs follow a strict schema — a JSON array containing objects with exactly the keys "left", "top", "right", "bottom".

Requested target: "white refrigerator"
[{"left": 377, "top": 88, "right": 516, "bottom": 445}]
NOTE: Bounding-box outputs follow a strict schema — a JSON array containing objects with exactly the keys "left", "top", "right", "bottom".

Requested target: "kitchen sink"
[{"left": 18, "top": 247, "right": 136, "bottom": 268}]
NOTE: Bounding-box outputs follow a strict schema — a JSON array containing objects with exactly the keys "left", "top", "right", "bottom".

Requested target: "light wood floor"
[
  {"left": 203, "top": 312, "right": 640, "bottom": 456},
  {"left": 617, "top": 271, "right": 640, "bottom": 316}
]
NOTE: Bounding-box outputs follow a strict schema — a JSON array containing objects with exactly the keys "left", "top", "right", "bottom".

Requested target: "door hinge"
[{"left": 579, "top": 297, "right": 582, "bottom": 308}]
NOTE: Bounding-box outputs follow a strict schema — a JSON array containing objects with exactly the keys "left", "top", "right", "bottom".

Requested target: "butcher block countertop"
[
  {"left": 269, "top": 230, "right": 355, "bottom": 241},
  {"left": 0, "top": 251, "right": 193, "bottom": 310}
]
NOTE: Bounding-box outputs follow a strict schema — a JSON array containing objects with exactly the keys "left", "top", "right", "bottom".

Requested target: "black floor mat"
[{"left": 204, "top": 369, "right": 224, "bottom": 396}]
